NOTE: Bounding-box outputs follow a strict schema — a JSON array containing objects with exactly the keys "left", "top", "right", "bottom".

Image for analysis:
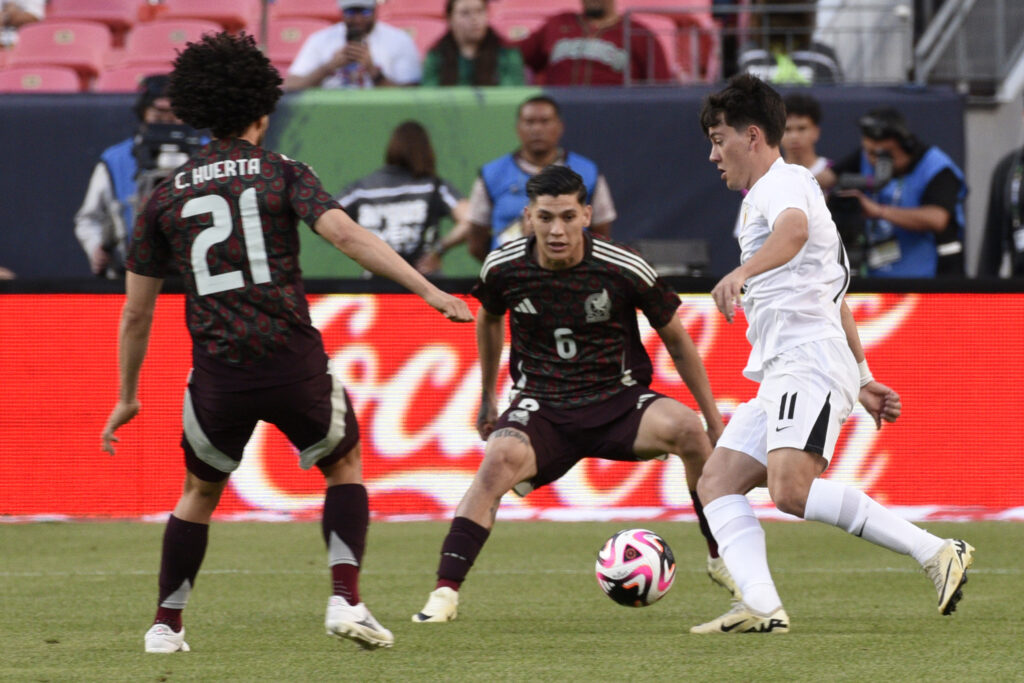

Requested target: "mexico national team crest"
[{"left": 585, "top": 289, "right": 611, "bottom": 323}]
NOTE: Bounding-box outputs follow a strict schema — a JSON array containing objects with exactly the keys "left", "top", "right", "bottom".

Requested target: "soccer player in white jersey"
[{"left": 689, "top": 74, "right": 974, "bottom": 634}]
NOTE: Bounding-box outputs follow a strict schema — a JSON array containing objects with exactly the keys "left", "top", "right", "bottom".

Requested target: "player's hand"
[
  {"left": 101, "top": 399, "right": 141, "bottom": 454},
  {"left": 858, "top": 380, "right": 901, "bottom": 429},
  {"left": 430, "top": 293, "right": 473, "bottom": 322},
  {"left": 711, "top": 267, "right": 746, "bottom": 323},
  {"left": 476, "top": 393, "right": 498, "bottom": 440}
]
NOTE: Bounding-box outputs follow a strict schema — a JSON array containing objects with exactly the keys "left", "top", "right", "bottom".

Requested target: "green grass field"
[{"left": 1, "top": 520, "right": 1020, "bottom": 682}]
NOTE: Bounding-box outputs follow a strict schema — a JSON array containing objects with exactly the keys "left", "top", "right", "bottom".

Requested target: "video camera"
[
  {"left": 132, "top": 123, "right": 204, "bottom": 207},
  {"left": 827, "top": 152, "right": 894, "bottom": 275}
]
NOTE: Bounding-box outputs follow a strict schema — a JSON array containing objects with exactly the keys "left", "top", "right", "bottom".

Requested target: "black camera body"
[
  {"left": 131, "top": 123, "right": 204, "bottom": 208},
  {"left": 827, "top": 151, "right": 894, "bottom": 274}
]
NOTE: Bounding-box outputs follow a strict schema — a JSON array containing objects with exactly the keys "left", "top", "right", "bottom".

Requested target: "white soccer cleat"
[
  {"left": 923, "top": 538, "right": 975, "bottom": 615},
  {"left": 706, "top": 555, "right": 741, "bottom": 600},
  {"left": 325, "top": 596, "right": 394, "bottom": 649},
  {"left": 144, "top": 623, "right": 190, "bottom": 653},
  {"left": 690, "top": 601, "right": 790, "bottom": 634},
  {"left": 411, "top": 586, "right": 459, "bottom": 623}
]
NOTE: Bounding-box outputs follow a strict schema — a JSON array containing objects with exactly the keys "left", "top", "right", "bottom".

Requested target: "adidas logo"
[{"left": 514, "top": 298, "right": 538, "bottom": 314}]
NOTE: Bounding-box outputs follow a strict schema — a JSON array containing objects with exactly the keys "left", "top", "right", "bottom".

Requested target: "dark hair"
[
  {"left": 783, "top": 92, "right": 822, "bottom": 125},
  {"left": 699, "top": 74, "right": 786, "bottom": 146},
  {"left": 133, "top": 74, "right": 170, "bottom": 121},
  {"left": 168, "top": 32, "right": 282, "bottom": 139},
  {"left": 517, "top": 94, "right": 561, "bottom": 120},
  {"left": 526, "top": 165, "right": 587, "bottom": 204},
  {"left": 384, "top": 120, "right": 437, "bottom": 177},
  {"left": 858, "top": 107, "right": 913, "bottom": 146},
  {"left": 435, "top": 0, "right": 502, "bottom": 86}
]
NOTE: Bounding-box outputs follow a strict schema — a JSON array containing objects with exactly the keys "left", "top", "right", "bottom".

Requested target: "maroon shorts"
[
  {"left": 491, "top": 385, "right": 668, "bottom": 493},
  {"left": 181, "top": 369, "right": 360, "bottom": 482}
]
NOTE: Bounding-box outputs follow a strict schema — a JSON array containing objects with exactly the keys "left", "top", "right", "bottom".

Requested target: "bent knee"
[{"left": 769, "top": 485, "right": 808, "bottom": 518}]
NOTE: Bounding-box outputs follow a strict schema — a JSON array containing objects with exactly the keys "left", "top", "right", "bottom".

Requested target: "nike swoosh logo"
[
  {"left": 938, "top": 559, "right": 953, "bottom": 605},
  {"left": 775, "top": 426, "right": 792, "bottom": 432},
  {"left": 720, "top": 620, "right": 746, "bottom": 632}
]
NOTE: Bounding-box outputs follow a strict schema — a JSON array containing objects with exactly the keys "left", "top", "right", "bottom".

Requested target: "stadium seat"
[
  {"left": 118, "top": 19, "right": 223, "bottom": 69},
  {"left": 618, "top": 0, "right": 719, "bottom": 81},
  {"left": 93, "top": 64, "right": 169, "bottom": 92},
  {"left": 491, "top": 9, "right": 546, "bottom": 42},
  {"left": 7, "top": 21, "right": 112, "bottom": 86},
  {"left": 388, "top": 16, "right": 448, "bottom": 57},
  {"left": 377, "top": 0, "right": 445, "bottom": 21},
  {"left": 265, "top": 18, "right": 332, "bottom": 69},
  {"left": 498, "top": 0, "right": 580, "bottom": 14},
  {"left": 630, "top": 12, "right": 682, "bottom": 83},
  {"left": 47, "top": 0, "right": 137, "bottom": 46},
  {"left": 269, "top": 0, "right": 341, "bottom": 23},
  {"left": 0, "top": 65, "right": 84, "bottom": 92},
  {"left": 156, "top": 0, "right": 263, "bottom": 34}
]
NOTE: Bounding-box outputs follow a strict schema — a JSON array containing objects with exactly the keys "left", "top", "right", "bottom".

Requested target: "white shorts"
[{"left": 718, "top": 338, "right": 858, "bottom": 466}]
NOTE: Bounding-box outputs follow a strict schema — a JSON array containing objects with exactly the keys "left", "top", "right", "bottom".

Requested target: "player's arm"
[
  {"left": 840, "top": 299, "right": 901, "bottom": 429},
  {"left": 655, "top": 315, "right": 725, "bottom": 444},
  {"left": 101, "top": 272, "right": 163, "bottom": 454},
  {"left": 314, "top": 208, "right": 472, "bottom": 322},
  {"left": 476, "top": 307, "right": 505, "bottom": 439},
  {"left": 711, "top": 207, "right": 808, "bottom": 322}
]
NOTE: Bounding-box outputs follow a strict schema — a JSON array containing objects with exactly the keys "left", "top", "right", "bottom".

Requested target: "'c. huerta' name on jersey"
[{"left": 174, "top": 159, "right": 262, "bottom": 189}]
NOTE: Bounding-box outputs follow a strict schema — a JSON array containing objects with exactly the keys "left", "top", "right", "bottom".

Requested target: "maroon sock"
[
  {"left": 154, "top": 515, "right": 209, "bottom": 631},
  {"left": 435, "top": 516, "right": 490, "bottom": 590},
  {"left": 322, "top": 483, "right": 368, "bottom": 605},
  {"left": 691, "top": 490, "right": 719, "bottom": 558}
]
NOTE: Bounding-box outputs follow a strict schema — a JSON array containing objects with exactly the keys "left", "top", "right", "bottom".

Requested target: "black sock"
[
  {"left": 691, "top": 490, "right": 719, "bottom": 558},
  {"left": 436, "top": 516, "right": 490, "bottom": 590},
  {"left": 322, "top": 483, "right": 368, "bottom": 605},
  {"left": 155, "top": 515, "right": 208, "bottom": 630}
]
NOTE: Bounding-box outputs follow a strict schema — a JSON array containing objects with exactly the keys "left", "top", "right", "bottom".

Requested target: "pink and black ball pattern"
[{"left": 595, "top": 528, "right": 676, "bottom": 607}]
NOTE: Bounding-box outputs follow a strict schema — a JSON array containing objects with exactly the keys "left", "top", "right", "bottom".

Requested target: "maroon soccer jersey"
[
  {"left": 127, "top": 138, "right": 339, "bottom": 388},
  {"left": 472, "top": 234, "right": 680, "bottom": 409}
]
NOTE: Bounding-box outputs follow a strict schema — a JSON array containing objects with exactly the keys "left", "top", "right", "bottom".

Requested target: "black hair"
[
  {"left": 133, "top": 74, "right": 170, "bottom": 121},
  {"left": 517, "top": 94, "right": 561, "bottom": 120},
  {"left": 168, "top": 32, "right": 283, "bottom": 139},
  {"left": 858, "top": 106, "right": 915, "bottom": 150},
  {"left": 526, "top": 165, "right": 587, "bottom": 204},
  {"left": 385, "top": 120, "right": 436, "bottom": 177},
  {"left": 783, "top": 92, "right": 822, "bottom": 126},
  {"left": 699, "top": 74, "right": 786, "bottom": 146}
]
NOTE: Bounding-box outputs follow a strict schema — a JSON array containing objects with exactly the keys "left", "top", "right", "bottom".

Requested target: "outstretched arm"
[
  {"left": 476, "top": 308, "right": 505, "bottom": 440},
  {"left": 840, "top": 299, "right": 901, "bottom": 429},
  {"left": 656, "top": 315, "right": 724, "bottom": 445},
  {"left": 101, "top": 272, "right": 163, "bottom": 453}
]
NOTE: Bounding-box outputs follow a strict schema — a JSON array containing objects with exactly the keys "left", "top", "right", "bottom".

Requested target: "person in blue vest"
[
  {"left": 464, "top": 95, "right": 616, "bottom": 262},
  {"left": 74, "top": 75, "right": 184, "bottom": 278},
  {"left": 820, "top": 107, "right": 967, "bottom": 278}
]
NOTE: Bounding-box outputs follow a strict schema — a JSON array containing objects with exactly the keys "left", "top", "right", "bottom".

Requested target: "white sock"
[
  {"left": 703, "top": 494, "right": 782, "bottom": 614},
  {"left": 804, "top": 478, "right": 944, "bottom": 565}
]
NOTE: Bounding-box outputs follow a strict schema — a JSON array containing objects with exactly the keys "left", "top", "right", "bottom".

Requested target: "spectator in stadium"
[
  {"left": 738, "top": 0, "right": 842, "bottom": 85},
  {"left": 283, "top": 0, "right": 421, "bottom": 90},
  {"left": 99, "top": 32, "right": 472, "bottom": 654},
  {"left": 515, "top": 0, "right": 673, "bottom": 85},
  {"left": 782, "top": 92, "right": 832, "bottom": 183},
  {"left": 420, "top": 0, "right": 525, "bottom": 87},
  {"left": 74, "top": 75, "right": 184, "bottom": 279},
  {"left": 0, "top": 0, "right": 43, "bottom": 48},
  {"left": 412, "top": 165, "right": 732, "bottom": 624},
  {"left": 691, "top": 74, "right": 973, "bottom": 635},
  {"left": 335, "top": 120, "right": 470, "bottom": 275},
  {"left": 978, "top": 109, "right": 1024, "bottom": 277},
  {"left": 466, "top": 94, "right": 615, "bottom": 261},
  {"left": 819, "top": 107, "right": 967, "bottom": 278}
]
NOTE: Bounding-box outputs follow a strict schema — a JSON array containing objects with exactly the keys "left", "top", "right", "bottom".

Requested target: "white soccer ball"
[{"left": 595, "top": 528, "right": 676, "bottom": 607}]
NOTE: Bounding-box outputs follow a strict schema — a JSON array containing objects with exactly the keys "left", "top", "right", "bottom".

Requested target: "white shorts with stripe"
[{"left": 718, "top": 338, "right": 858, "bottom": 466}]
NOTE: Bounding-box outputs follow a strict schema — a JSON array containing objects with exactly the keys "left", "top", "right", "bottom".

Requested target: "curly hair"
[
  {"left": 699, "top": 74, "right": 786, "bottom": 147},
  {"left": 168, "top": 32, "right": 282, "bottom": 139}
]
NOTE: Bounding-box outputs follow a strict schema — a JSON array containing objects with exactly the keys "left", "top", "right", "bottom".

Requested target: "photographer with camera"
[
  {"left": 819, "top": 107, "right": 966, "bottom": 278},
  {"left": 74, "top": 75, "right": 202, "bottom": 279}
]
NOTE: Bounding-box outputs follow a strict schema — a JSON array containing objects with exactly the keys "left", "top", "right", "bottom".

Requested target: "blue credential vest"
[
  {"left": 861, "top": 146, "right": 966, "bottom": 278},
  {"left": 100, "top": 137, "right": 138, "bottom": 234},
  {"left": 480, "top": 151, "right": 600, "bottom": 249}
]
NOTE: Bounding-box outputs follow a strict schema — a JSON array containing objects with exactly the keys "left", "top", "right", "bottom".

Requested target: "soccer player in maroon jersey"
[
  {"left": 99, "top": 32, "right": 472, "bottom": 653},
  {"left": 412, "top": 165, "right": 731, "bottom": 623}
]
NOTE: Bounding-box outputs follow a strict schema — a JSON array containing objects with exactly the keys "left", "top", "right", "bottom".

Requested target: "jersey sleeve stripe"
[
  {"left": 593, "top": 250, "right": 656, "bottom": 286},
  {"left": 480, "top": 245, "right": 527, "bottom": 281},
  {"left": 592, "top": 242, "right": 659, "bottom": 284}
]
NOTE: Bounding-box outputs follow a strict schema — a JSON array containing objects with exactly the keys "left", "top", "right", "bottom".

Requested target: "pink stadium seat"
[
  {"left": 157, "top": 0, "right": 262, "bottom": 34},
  {"left": 377, "top": 0, "right": 445, "bottom": 21},
  {"left": 629, "top": 12, "right": 681, "bottom": 83},
  {"left": 265, "top": 18, "right": 332, "bottom": 68},
  {"left": 118, "top": 19, "right": 223, "bottom": 69},
  {"left": 93, "top": 64, "right": 168, "bottom": 92},
  {"left": 388, "top": 16, "right": 447, "bottom": 57},
  {"left": 497, "top": 0, "right": 579, "bottom": 15},
  {"left": 491, "top": 9, "right": 546, "bottom": 42},
  {"left": 618, "top": 0, "right": 719, "bottom": 81},
  {"left": 7, "top": 21, "right": 112, "bottom": 85},
  {"left": 269, "top": 0, "right": 341, "bottom": 23},
  {"left": 0, "top": 65, "right": 84, "bottom": 92},
  {"left": 47, "top": 0, "right": 137, "bottom": 45}
]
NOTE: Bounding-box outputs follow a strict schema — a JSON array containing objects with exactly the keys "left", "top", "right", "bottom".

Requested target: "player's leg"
[
  {"left": 413, "top": 426, "right": 539, "bottom": 623},
  {"left": 631, "top": 396, "right": 735, "bottom": 597}
]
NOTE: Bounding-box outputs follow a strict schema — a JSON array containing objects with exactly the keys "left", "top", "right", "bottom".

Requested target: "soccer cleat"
[
  {"left": 411, "top": 586, "right": 459, "bottom": 623},
  {"left": 144, "top": 623, "right": 190, "bottom": 653},
  {"left": 325, "top": 596, "right": 394, "bottom": 649},
  {"left": 689, "top": 601, "right": 790, "bottom": 634},
  {"left": 707, "top": 555, "right": 741, "bottom": 600},
  {"left": 923, "top": 538, "right": 975, "bottom": 615}
]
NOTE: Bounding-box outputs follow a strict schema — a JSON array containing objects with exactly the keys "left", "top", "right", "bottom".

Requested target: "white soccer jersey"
[{"left": 737, "top": 158, "right": 850, "bottom": 381}]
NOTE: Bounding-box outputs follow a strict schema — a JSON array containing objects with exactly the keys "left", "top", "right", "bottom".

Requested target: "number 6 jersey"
[
  {"left": 126, "top": 138, "right": 340, "bottom": 390},
  {"left": 472, "top": 233, "right": 681, "bottom": 409}
]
